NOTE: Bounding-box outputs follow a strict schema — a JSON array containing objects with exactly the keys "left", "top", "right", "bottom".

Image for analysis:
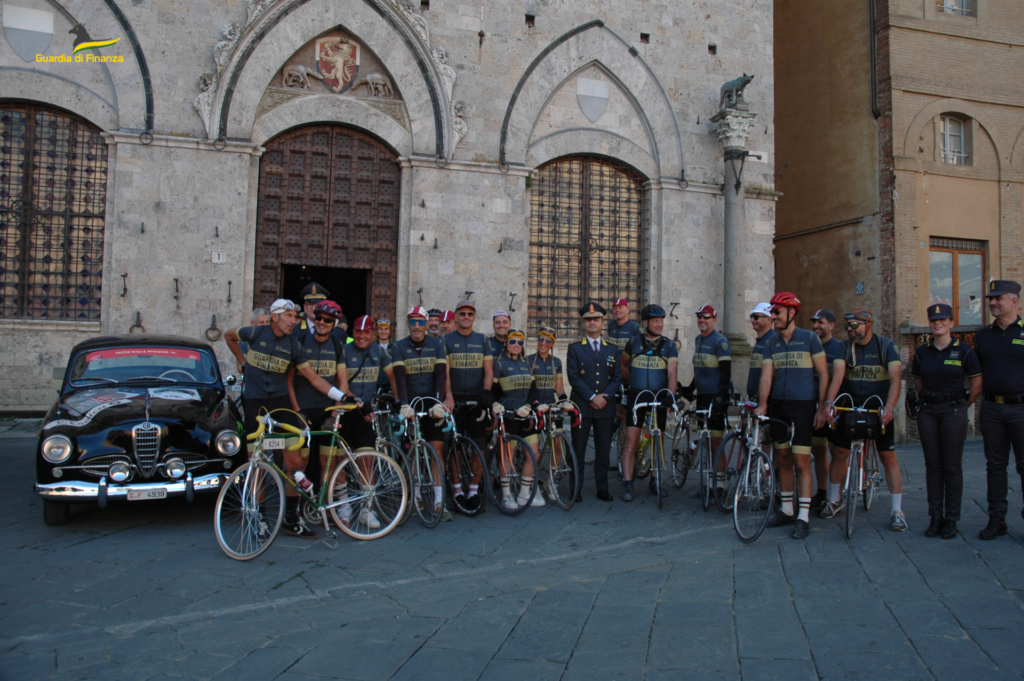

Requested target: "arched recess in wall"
[
  {"left": 204, "top": 0, "right": 448, "bottom": 157},
  {"left": 1010, "top": 124, "right": 1024, "bottom": 173},
  {"left": 499, "top": 20, "right": 682, "bottom": 182},
  {"left": 903, "top": 97, "right": 1004, "bottom": 172}
]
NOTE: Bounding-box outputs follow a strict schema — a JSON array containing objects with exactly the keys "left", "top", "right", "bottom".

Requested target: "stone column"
[{"left": 710, "top": 108, "right": 758, "bottom": 351}]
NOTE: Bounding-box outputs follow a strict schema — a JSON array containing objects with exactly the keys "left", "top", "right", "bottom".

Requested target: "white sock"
[
  {"left": 828, "top": 483, "right": 841, "bottom": 503},
  {"left": 433, "top": 485, "right": 443, "bottom": 505},
  {"left": 781, "top": 492, "right": 794, "bottom": 516},
  {"left": 453, "top": 483, "right": 463, "bottom": 496},
  {"left": 797, "top": 497, "right": 811, "bottom": 523},
  {"left": 716, "top": 472, "right": 726, "bottom": 490},
  {"left": 891, "top": 493, "right": 902, "bottom": 513},
  {"left": 469, "top": 484, "right": 479, "bottom": 497},
  {"left": 520, "top": 476, "right": 534, "bottom": 498}
]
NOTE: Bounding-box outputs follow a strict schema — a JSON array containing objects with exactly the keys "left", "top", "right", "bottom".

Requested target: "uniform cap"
[
  {"left": 696, "top": 304, "right": 717, "bottom": 318},
  {"left": 492, "top": 308, "right": 511, "bottom": 320},
  {"left": 441, "top": 310, "right": 455, "bottom": 322},
  {"left": 612, "top": 298, "right": 629, "bottom": 307},
  {"left": 580, "top": 301, "right": 606, "bottom": 318},
  {"left": 927, "top": 303, "right": 953, "bottom": 321},
  {"left": 811, "top": 308, "right": 837, "bottom": 323},
  {"left": 352, "top": 315, "right": 374, "bottom": 331},
  {"left": 986, "top": 279, "right": 1022, "bottom": 297},
  {"left": 749, "top": 302, "right": 772, "bottom": 317},
  {"left": 455, "top": 299, "right": 476, "bottom": 312},
  {"left": 408, "top": 306, "right": 428, "bottom": 319},
  {"left": 300, "top": 282, "right": 329, "bottom": 301},
  {"left": 270, "top": 299, "right": 296, "bottom": 314}
]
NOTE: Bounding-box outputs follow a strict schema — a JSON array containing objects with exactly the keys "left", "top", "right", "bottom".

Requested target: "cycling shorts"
[
  {"left": 811, "top": 423, "right": 833, "bottom": 447},
  {"left": 300, "top": 407, "right": 336, "bottom": 458},
  {"left": 417, "top": 412, "right": 446, "bottom": 443},
  {"left": 337, "top": 408, "right": 376, "bottom": 451},
  {"left": 767, "top": 399, "right": 816, "bottom": 455},
  {"left": 695, "top": 394, "right": 726, "bottom": 437},
  {"left": 626, "top": 390, "right": 667, "bottom": 430},
  {"left": 452, "top": 397, "right": 489, "bottom": 441},
  {"left": 832, "top": 411, "right": 895, "bottom": 452},
  {"left": 505, "top": 415, "right": 539, "bottom": 445}
]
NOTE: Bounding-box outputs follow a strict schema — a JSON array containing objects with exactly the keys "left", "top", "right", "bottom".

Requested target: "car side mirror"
[{"left": 225, "top": 375, "right": 236, "bottom": 386}]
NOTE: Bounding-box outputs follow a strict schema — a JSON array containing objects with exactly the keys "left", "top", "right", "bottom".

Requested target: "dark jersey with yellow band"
[
  {"left": 237, "top": 326, "right": 310, "bottom": 399},
  {"left": 444, "top": 330, "right": 493, "bottom": 398},
  {"left": 624, "top": 335, "right": 679, "bottom": 393},
  {"left": 390, "top": 335, "right": 447, "bottom": 399},
  {"left": 839, "top": 334, "right": 901, "bottom": 405},
  {"left": 762, "top": 327, "right": 825, "bottom": 401},
  {"left": 746, "top": 329, "right": 776, "bottom": 397},
  {"left": 820, "top": 337, "right": 844, "bottom": 383},
  {"left": 693, "top": 330, "right": 731, "bottom": 395},
  {"left": 292, "top": 333, "right": 343, "bottom": 409},
  {"left": 492, "top": 354, "right": 538, "bottom": 408},
  {"left": 608, "top": 318, "right": 643, "bottom": 352},
  {"left": 488, "top": 335, "right": 507, "bottom": 361},
  {"left": 911, "top": 338, "right": 981, "bottom": 394},
  {"left": 974, "top": 316, "right": 1024, "bottom": 396},
  {"left": 526, "top": 352, "right": 562, "bottom": 403},
  {"left": 341, "top": 343, "right": 392, "bottom": 404}
]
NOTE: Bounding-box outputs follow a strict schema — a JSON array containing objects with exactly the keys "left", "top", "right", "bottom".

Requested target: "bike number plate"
[
  {"left": 128, "top": 489, "right": 166, "bottom": 501},
  {"left": 263, "top": 438, "right": 286, "bottom": 450}
]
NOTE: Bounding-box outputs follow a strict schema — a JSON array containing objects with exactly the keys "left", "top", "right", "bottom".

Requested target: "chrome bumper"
[{"left": 35, "top": 473, "right": 228, "bottom": 501}]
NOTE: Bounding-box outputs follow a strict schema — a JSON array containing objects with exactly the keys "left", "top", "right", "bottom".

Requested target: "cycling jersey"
[
  {"left": 444, "top": 330, "right": 493, "bottom": 398},
  {"left": 623, "top": 334, "right": 678, "bottom": 393},
  {"left": 819, "top": 336, "right": 844, "bottom": 383},
  {"left": 693, "top": 330, "right": 731, "bottom": 395},
  {"left": 292, "top": 332, "right": 343, "bottom": 409},
  {"left": 746, "top": 329, "right": 776, "bottom": 397},
  {"left": 487, "top": 335, "right": 506, "bottom": 361},
  {"left": 526, "top": 352, "right": 562, "bottom": 403},
  {"left": 608, "top": 318, "right": 643, "bottom": 352},
  {"left": 341, "top": 343, "right": 392, "bottom": 404},
  {"left": 390, "top": 335, "right": 447, "bottom": 399},
  {"left": 839, "top": 334, "right": 901, "bottom": 405},
  {"left": 762, "top": 327, "right": 825, "bottom": 401},
  {"left": 492, "top": 354, "right": 538, "bottom": 408},
  {"left": 375, "top": 342, "right": 393, "bottom": 391},
  {"left": 237, "top": 325, "right": 310, "bottom": 399}
]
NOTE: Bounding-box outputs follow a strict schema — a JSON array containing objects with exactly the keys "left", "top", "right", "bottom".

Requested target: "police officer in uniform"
[
  {"left": 973, "top": 280, "right": 1024, "bottom": 540},
  {"left": 567, "top": 302, "right": 623, "bottom": 502},
  {"left": 911, "top": 303, "right": 982, "bottom": 539},
  {"left": 293, "top": 282, "right": 348, "bottom": 343}
]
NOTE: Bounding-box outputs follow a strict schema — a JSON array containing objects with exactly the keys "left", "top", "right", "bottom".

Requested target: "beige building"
[
  {"left": 0, "top": 0, "right": 777, "bottom": 412},
  {"left": 774, "top": 0, "right": 1024, "bottom": 440}
]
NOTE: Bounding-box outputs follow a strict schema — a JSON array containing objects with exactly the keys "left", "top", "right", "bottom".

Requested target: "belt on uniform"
[
  {"left": 919, "top": 392, "right": 960, "bottom": 404},
  {"left": 984, "top": 393, "right": 1024, "bottom": 405}
]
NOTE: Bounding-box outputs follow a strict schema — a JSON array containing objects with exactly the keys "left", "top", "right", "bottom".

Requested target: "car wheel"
[{"left": 43, "top": 500, "right": 70, "bottom": 526}]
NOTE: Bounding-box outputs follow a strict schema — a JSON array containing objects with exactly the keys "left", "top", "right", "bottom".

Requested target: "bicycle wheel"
[
  {"left": 614, "top": 425, "right": 627, "bottom": 481},
  {"left": 653, "top": 434, "right": 665, "bottom": 510},
  {"left": 374, "top": 440, "right": 413, "bottom": 525},
  {"left": 408, "top": 440, "right": 445, "bottom": 528},
  {"left": 543, "top": 431, "right": 578, "bottom": 510},
  {"left": 845, "top": 444, "right": 860, "bottom": 540},
  {"left": 664, "top": 408, "right": 685, "bottom": 456},
  {"left": 698, "top": 433, "right": 713, "bottom": 511},
  {"left": 733, "top": 449, "right": 774, "bottom": 543},
  {"left": 863, "top": 440, "right": 878, "bottom": 511},
  {"left": 327, "top": 450, "right": 407, "bottom": 540},
  {"left": 445, "top": 434, "right": 487, "bottom": 516},
  {"left": 712, "top": 431, "right": 745, "bottom": 512},
  {"left": 634, "top": 432, "right": 652, "bottom": 479},
  {"left": 671, "top": 422, "right": 695, "bottom": 489},
  {"left": 487, "top": 434, "right": 538, "bottom": 516},
  {"left": 214, "top": 460, "right": 284, "bottom": 561}
]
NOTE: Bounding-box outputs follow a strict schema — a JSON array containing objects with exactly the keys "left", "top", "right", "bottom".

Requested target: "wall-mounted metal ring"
[
  {"left": 139, "top": 131, "right": 153, "bottom": 145},
  {"left": 205, "top": 314, "right": 222, "bottom": 342},
  {"left": 499, "top": 162, "right": 510, "bottom": 174},
  {"left": 213, "top": 137, "right": 227, "bottom": 151},
  {"left": 435, "top": 155, "right": 447, "bottom": 168}
]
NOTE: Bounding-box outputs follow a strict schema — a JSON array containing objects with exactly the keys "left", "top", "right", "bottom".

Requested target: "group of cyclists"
[{"left": 221, "top": 277, "right": 1024, "bottom": 544}]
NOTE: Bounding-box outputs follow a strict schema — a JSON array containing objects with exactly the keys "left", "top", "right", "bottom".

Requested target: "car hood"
[{"left": 43, "top": 386, "right": 226, "bottom": 436}]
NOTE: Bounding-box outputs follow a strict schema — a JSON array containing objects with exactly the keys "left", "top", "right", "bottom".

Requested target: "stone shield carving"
[
  {"left": 316, "top": 37, "right": 360, "bottom": 93},
  {"left": 2, "top": 5, "right": 54, "bottom": 63},
  {"left": 576, "top": 78, "right": 609, "bottom": 124}
]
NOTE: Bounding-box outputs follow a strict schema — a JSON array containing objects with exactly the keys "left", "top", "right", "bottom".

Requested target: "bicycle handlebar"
[{"left": 247, "top": 414, "right": 308, "bottom": 451}]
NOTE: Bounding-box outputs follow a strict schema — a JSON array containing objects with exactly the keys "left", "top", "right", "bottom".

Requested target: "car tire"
[{"left": 43, "top": 500, "right": 70, "bottom": 526}]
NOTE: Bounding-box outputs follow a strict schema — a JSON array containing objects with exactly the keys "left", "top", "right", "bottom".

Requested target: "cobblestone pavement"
[{"left": 3, "top": 435, "right": 1024, "bottom": 680}]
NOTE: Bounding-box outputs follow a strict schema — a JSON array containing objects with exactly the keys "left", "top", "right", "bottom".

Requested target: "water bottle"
[{"left": 293, "top": 471, "right": 314, "bottom": 494}]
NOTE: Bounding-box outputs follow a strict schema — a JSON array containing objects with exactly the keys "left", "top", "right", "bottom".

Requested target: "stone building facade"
[
  {"left": 774, "top": 0, "right": 1024, "bottom": 440},
  {"left": 0, "top": 0, "right": 776, "bottom": 412}
]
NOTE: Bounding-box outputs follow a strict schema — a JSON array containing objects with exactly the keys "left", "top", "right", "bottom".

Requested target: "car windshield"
[{"left": 69, "top": 346, "right": 219, "bottom": 386}]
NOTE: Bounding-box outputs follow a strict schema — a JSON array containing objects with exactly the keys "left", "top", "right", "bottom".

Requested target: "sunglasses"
[
  {"left": 507, "top": 339, "right": 525, "bottom": 346},
  {"left": 750, "top": 315, "right": 767, "bottom": 321},
  {"left": 313, "top": 315, "right": 335, "bottom": 323},
  {"left": 696, "top": 314, "right": 714, "bottom": 320},
  {"left": 458, "top": 311, "right": 475, "bottom": 317},
  {"left": 408, "top": 319, "right": 427, "bottom": 326},
  {"left": 538, "top": 337, "right": 554, "bottom": 344},
  {"left": 845, "top": 321, "right": 861, "bottom": 330},
  {"left": 770, "top": 309, "right": 784, "bottom": 316}
]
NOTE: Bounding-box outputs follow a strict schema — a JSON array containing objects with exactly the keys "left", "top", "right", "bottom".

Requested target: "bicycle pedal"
[{"left": 322, "top": 531, "right": 339, "bottom": 549}]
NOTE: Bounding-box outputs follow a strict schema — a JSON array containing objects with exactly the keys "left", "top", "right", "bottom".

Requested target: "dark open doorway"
[{"left": 281, "top": 265, "right": 369, "bottom": 323}]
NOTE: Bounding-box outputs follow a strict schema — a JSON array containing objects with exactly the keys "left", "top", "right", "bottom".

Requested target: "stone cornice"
[{"left": 101, "top": 131, "right": 264, "bottom": 156}]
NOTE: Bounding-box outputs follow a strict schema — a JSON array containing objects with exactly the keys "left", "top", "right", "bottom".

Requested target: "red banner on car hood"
[{"left": 85, "top": 348, "right": 201, "bottom": 361}]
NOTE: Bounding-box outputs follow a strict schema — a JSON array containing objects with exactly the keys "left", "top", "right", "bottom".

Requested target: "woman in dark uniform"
[
  {"left": 491, "top": 329, "right": 544, "bottom": 509},
  {"left": 911, "top": 303, "right": 982, "bottom": 539}
]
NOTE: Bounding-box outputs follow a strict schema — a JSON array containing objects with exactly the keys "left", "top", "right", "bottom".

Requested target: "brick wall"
[{"left": 875, "top": 0, "right": 897, "bottom": 340}]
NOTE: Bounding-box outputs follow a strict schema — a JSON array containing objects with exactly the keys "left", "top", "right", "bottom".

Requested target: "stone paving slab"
[{"left": 3, "top": 437, "right": 1024, "bottom": 679}]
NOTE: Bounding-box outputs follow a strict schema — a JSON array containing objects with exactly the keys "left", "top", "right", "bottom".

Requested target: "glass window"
[
  {"left": 940, "top": 116, "right": 966, "bottom": 165},
  {"left": 929, "top": 237, "right": 985, "bottom": 325},
  {"left": 957, "top": 252, "right": 983, "bottom": 325},
  {"left": 939, "top": 0, "right": 973, "bottom": 16},
  {"left": 929, "top": 251, "right": 953, "bottom": 306},
  {"left": 70, "top": 346, "right": 219, "bottom": 385}
]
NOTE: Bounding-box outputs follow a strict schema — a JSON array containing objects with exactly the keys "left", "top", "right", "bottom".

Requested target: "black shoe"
[
  {"left": 649, "top": 479, "right": 668, "bottom": 498},
  {"left": 282, "top": 519, "right": 317, "bottom": 539},
  {"left": 767, "top": 509, "right": 796, "bottom": 528},
  {"left": 621, "top": 484, "right": 633, "bottom": 502},
  {"left": 574, "top": 491, "right": 583, "bottom": 503},
  {"left": 464, "top": 494, "right": 480, "bottom": 512},
  {"left": 925, "top": 517, "right": 942, "bottom": 538},
  {"left": 941, "top": 520, "right": 958, "bottom": 540},
  {"left": 791, "top": 519, "right": 809, "bottom": 539},
  {"left": 979, "top": 517, "right": 1007, "bottom": 540},
  {"left": 809, "top": 490, "right": 828, "bottom": 512},
  {"left": 597, "top": 490, "right": 613, "bottom": 502}
]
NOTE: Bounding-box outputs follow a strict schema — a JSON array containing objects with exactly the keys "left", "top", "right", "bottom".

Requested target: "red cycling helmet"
[
  {"left": 312, "top": 300, "right": 342, "bottom": 318},
  {"left": 352, "top": 315, "right": 375, "bottom": 331},
  {"left": 769, "top": 292, "right": 802, "bottom": 313}
]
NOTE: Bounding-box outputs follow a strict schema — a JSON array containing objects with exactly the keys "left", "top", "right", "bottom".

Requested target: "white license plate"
[
  {"left": 263, "top": 438, "right": 286, "bottom": 450},
  {"left": 128, "top": 489, "right": 166, "bottom": 501}
]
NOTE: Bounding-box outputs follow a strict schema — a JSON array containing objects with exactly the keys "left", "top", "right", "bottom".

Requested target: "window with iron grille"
[
  {"left": 528, "top": 156, "right": 646, "bottom": 338},
  {"left": 0, "top": 104, "right": 106, "bottom": 320}
]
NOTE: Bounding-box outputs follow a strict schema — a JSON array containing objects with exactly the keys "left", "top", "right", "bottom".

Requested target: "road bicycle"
[
  {"left": 673, "top": 403, "right": 716, "bottom": 510},
  {"left": 535, "top": 400, "right": 581, "bottom": 509},
  {"left": 486, "top": 402, "right": 539, "bottom": 515},
  {"left": 712, "top": 395, "right": 769, "bottom": 513},
  {"left": 728, "top": 401, "right": 780, "bottom": 543},
  {"left": 213, "top": 406, "right": 407, "bottom": 560},
  {"left": 369, "top": 394, "right": 414, "bottom": 525},
  {"left": 628, "top": 389, "right": 678, "bottom": 509},
  {"left": 444, "top": 402, "right": 489, "bottom": 516},
  {"left": 830, "top": 393, "right": 885, "bottom": 540},
  {"left": 399, "top": 396, "right": 450, "bottom": 527}
]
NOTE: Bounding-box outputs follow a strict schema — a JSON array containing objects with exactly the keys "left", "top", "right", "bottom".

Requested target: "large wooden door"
[{"left": 254, "top": 125, "right": 399, "bottom": 319}]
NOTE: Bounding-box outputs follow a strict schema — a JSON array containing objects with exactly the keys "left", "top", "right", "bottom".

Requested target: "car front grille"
[
  {"left": 132, "top": 423, "right": 161, "bottom": 476},
  {"left": 79, "top": 455, "right": 133, "bottom": 478},
  {"left": 168, "top": 452, "right": 212, "bottom": 471}
]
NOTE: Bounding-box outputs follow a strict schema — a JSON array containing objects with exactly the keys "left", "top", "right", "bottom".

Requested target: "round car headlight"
[
  {"left": 165, "top": 458, "right": 186, "bottom": 479},
  {"left": 41, "top": 435, "right": 73, "bottom": 464},
  {"left": 216, "top": 430, "right": 241, "bottom": 456},
  {"left": 108, "top": 462, "right": 130, "bottom": 483}
]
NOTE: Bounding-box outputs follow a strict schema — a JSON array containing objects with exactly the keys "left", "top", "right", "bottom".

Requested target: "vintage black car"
[{"left": 35, "top": 335, "right": 245, "bottom": 526}]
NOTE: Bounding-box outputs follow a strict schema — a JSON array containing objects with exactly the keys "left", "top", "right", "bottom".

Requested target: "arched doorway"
[
  {"left": 254, "top": 125, "right": 399, "bottom": 322},
  {"left": 527, "top": 155, "right": 646, "bottom": 337}
]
